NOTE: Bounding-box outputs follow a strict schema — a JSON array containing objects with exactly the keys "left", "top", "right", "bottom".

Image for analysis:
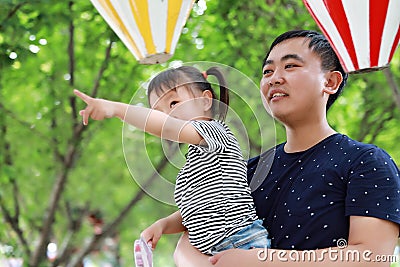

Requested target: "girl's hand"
[
  {"left": 73, "top": 89, "right": 116, "bottom": 125},
  {"left": 141, "top": 220, "right": 164, "bottom": 250}
]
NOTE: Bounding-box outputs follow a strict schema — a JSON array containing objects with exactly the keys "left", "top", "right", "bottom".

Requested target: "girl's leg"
[{"left": 174, "top": 231, "right": 213, "bottom": 267}]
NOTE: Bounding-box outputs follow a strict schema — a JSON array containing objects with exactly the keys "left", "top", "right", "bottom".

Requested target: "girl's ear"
[
  {"left": 202, "top": 90, "right": 214, "bottom": 112},
  {"left": 323, "top": 71, "right": 343, "bottom": 95}
]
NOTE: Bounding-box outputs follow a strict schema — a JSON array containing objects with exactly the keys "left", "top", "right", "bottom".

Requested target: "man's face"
[{"left": 260, "top": 37, "right": 329, "bottom": 125}]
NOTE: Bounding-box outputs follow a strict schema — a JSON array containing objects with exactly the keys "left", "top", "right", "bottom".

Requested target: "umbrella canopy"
[
  {"left": 91, "top": 0, "right": 195, "bottom": 64},
  {"left": 303, "top": 0, "right": 400, "bottom": 73}
]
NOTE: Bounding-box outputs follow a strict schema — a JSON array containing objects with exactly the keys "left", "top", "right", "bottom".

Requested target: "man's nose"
[{"left": 268, "top": 69, "right": 284, "bottom": 86}]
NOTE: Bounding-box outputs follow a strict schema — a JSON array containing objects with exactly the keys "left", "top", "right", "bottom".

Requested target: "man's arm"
[
  {"left": 173, "top": 216, "right": 398, "bottom": 267},
  {"left": 209, "top": 216, "right": 398, "bottom": 267}
]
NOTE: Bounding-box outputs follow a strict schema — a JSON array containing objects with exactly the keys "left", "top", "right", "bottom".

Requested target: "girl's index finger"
[{"left": 73, "top": 89, "right": 92, "bottom": 104}]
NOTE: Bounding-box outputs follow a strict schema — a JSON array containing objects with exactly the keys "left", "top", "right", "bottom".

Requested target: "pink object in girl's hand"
[{"left": 134, "top": 237, "right": 153, "bottom": 267}]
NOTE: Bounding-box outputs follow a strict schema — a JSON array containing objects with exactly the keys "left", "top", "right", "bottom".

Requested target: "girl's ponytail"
[{"left": 204, "top": 67, "right": 229, "bottom": 121}]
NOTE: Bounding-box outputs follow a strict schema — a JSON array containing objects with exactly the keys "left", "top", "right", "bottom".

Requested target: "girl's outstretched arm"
[{"left": 73, "top": 89, "right": 203, "bottom": 144}]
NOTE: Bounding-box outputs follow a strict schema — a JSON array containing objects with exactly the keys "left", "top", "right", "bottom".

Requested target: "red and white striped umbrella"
[
  {"left": 303, "top": 0, "right": 400, "bottom": 73},
  {"left": 91, "top": 0, "right": 195, "bottom": 64}
]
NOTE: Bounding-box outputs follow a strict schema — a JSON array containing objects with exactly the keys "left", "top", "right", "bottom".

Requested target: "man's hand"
[{"left": 208, "top": 250, "right": 227, "bottom": 265}]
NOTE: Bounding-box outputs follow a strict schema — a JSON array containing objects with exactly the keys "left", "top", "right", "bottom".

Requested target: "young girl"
[{"left": 74, "top": 66, "right": 270, "bottom": 265}]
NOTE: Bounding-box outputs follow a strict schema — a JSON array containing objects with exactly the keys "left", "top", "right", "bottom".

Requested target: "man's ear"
[
  {"left": 323, "top": 71, "right": 343, "bottom": 95},
  {"left": 202, "top": 90, "right": 214, "bottom": 111}
]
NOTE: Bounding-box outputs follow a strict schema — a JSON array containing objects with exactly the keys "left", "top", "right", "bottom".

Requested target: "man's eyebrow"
[
  {"left": 281, "top": 54, "right": 305, "bottom": 63},
  {"left": 264, "top": 54, "right": 305, "bottom": 66}
]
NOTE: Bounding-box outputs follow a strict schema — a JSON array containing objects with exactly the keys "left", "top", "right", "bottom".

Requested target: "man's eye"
[
  {"left": 285, "top": 64, "right": 297, "bottom": 69},
  {"left": 170, "top": 101, "right": 178, "bottom": 108}
]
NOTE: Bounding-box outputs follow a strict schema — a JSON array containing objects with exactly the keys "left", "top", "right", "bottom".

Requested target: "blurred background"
[{"left": 0, "top": 0, "right": 399, "bottom": 266}]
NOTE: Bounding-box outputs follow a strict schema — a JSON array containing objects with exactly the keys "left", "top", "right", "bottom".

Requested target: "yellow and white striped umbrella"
[{"left": 91, "top": 0, "right": 195, "bottom": 64}]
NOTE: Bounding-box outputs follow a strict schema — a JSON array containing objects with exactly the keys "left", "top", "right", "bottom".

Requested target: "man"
[{"left": 174, "top": 30, "right": 400, "bottom": 267}]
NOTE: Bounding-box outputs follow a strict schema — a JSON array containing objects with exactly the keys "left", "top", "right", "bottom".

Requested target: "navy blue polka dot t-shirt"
[{"left": 248, "top": 134, "right": 400, "bottom": 250}]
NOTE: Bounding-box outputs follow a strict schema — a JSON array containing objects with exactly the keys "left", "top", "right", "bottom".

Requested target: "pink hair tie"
[{"left": 202, "top": 71, "right": 208, "bottom": 79}]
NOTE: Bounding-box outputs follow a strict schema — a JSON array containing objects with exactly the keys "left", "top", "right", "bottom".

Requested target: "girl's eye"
[
  {"left": 170, "top": 101, "right": 178, "bottom": 108},
  {"left": 263, "top": 69, "right": 273, "bottom": 75}
]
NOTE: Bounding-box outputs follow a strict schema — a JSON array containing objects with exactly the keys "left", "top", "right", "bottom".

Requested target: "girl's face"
[{"left": 149, "top": 85, "right": 213, "bottom": 121}]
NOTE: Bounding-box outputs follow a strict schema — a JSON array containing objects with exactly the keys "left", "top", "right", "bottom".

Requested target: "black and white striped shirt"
[{"left": 174, "top": 120, "right": 258, "bottom": 254}]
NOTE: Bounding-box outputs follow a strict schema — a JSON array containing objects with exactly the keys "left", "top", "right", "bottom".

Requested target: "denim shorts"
[{"left": 210, "top": 219, "right": 270, "bottom": 255}]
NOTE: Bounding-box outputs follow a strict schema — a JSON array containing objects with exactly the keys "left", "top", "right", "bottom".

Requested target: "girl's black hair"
[{"left": 147, "top": 66, "right": 229, "bottom": 120}]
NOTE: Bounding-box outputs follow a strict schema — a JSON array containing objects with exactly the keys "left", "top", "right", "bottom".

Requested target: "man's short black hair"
[{"left": 263, "top": 30, "right": 348, "bottom": 111}]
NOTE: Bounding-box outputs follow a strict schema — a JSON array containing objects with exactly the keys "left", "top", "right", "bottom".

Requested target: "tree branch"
[
  {"left": 51, "top": 202, "right": 89, "bottom": 267},
  {"left": 68, "top": 1, "right": 75, "bottom": 88},
  {"left": 69, "top": 0, "right": 78, "bottom": 122},
  {"left": 0, "top": 103, "right": 59, "bottom": 148},
  {"left": 67, "top": 144, "right": 180, "bottom": 267},
  {"left": 0, "top": 2, "right": 27, "bottom": 30},
  {"left": 71, "top": 33, "right": 114, "bottom": 140},
  {"left": 29, "top": 2, "right": 77, "bottom": 265},
  {"left": 383, "top": 67, "right": 400, "bottom": 110},
  {"left": 48, "top": 76, "right": 65, "bottom": 163},
  {"left": 368, "top": 102, "right": 396, "bottom": 144},
  {"left": 356, "top": 106, "right": 373, "bottom": 143},
  {"left": 90, "top": 38, "right": 113, "bottom": 98},
  {"left": 358, "top": 68, "right": 399, "bottom": 143},
  {"left": 0, "top": 191, "right": 31, "bottom": 258},
  {"left": 31, "top": 2, "right": 116, "bottom": 264},
  {"left": 29, "top": 170, "right": 68, "bottom": 266},
  {"left": 0, "top": 99, "right": 30, "bottom": 257},
  {"left": 11, "top": 178, "right": 20, "bottom": 228}
]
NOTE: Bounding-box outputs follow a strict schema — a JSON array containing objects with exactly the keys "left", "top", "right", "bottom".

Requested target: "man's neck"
[{"left": 284, "top": 121, "right": 336, "bottom": 153}]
